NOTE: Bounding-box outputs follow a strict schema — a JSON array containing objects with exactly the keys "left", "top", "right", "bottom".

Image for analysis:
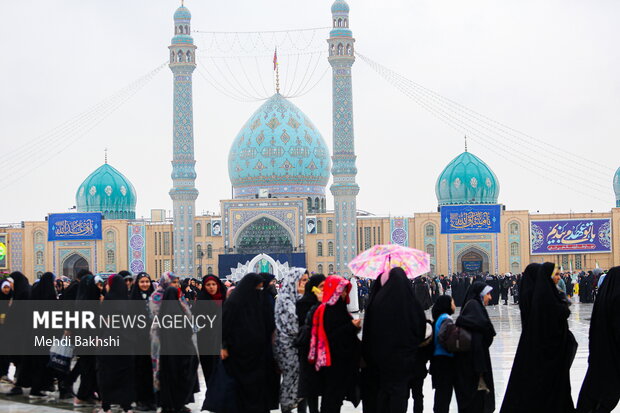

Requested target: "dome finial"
[
  {"left": 104, "top": 148, "right": 108, "bottom": 164},
  {"left": 464, "top": 135, "right": 468, "bottom": 152},
  {"left": 273, "top": 47, "right": 280, "bottom": 94}
]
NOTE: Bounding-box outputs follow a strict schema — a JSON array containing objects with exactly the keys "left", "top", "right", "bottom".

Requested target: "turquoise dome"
[
  {"left": 436, "top": 151, "right": 500, "bottom": 206},
  {"left": 76, "top": 163, "right": 137, "bottom": 219},
  {"left": 228, "top": 93, "right": 331, "bottom": 201},
  {"left": 331, "top": 0, "right": 350, "bottom": 13},
  {"left": 614, "top": 167, "right": 620, "bottom": 207},
  {"left": 174, "top": 6, "right": 191, "bottom": 20}
]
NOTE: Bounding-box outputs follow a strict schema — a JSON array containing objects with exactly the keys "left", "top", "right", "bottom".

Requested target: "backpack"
[{"left": 437, "top": 315, "right": 472, "bottom": 353}]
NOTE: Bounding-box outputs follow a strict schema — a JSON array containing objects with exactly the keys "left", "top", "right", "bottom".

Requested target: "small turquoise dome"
[
  {"left": 436, "top": 151, "right": 500, "bottom": 206},
  {"left": 228, "top": 94, "right": 330, "bottom": 200},
  {"left": 174, "top": 5, "right": 191, "bottom": 20},
  {"left": 331, "top": 0, "right": 350, "bottom": 13},
  {"left": 76, "top": 163, "right": 137, "bottom": 219},
  {"left": 614, "top": 167, "right": 620, "bottom": 207}
]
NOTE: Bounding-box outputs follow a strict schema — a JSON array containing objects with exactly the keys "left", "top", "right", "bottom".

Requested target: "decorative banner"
[
  {"left": 441, "top": 205, "right": 501, "bottom": 234},
  {"left": 463, "top": 261, "right": 482, "bottom": 272},
  {"left": 0, "top": 234, "right": 6, "bottom": 269},
  {"left": 211, "top": 219, "right": 222, "bottom": 236},
  {"left": 390, "top": 218, "right": 409, "bottom": 246},
  {"left": 306, "top": 217, "right": 317, "bottom": 234},
  {"left": 530, "top": 219, "right": 612, "bottom": 255},
  {"left": 128, "top": 225, "right": 146, "bottom": 274},
  {"left": 48, "top": 213, "right": 102, "bottom": 241}
]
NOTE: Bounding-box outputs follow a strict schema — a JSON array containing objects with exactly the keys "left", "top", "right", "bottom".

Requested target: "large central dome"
[
  {"left": 436, "top": 151, "right": 500, "bottom": 206},
  {"left": 228, "top": 94, "right": 330, "bottom": 208}
]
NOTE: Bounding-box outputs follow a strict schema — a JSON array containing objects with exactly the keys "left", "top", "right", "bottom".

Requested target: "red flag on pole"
[{"left": 273, "top": 48, "right": 278, "bottom": 70}]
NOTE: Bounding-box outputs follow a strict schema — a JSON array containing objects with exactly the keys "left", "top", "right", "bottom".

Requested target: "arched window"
[
  {"left": 327, "top": 220, "right": 334, "bottom": 234},
  {"left": 511, "top": 262, "right": 520, "bottom": 273},
  {"left": 170, "top": 50, "right": 175, "bottom": 63},
  {"left": 317, "top": 220, "right": 323, "bottom": 234},
  {"left": 317, "top": 264, "right": 324, "bottom": 274},
  {"left": 196, "top": 222, "right": 202, "bottom": 237},
  {"left": 321, "top": 198, "right": 326, "bottom": 212},
  {"left": 425, "top": 224, "right": 435, "bottom": 237},
  {"left": 185, "top": 25, "right": 189, "bottom": 34},
  {"left": 207, "top": 266, "right": 213, "bottom": 275},
  {"left": 186, "top": 50, "right": 192, "bottom": 62},
  {"left": 206, "top": 222, "right": 212, "bottom": 236},
  {"left": 330, "top": 44, "right": 335, "bottom": 56},
  {"left": 317, "top": 242, "right": 323, "bottom": 257},
  {"left": 338, "top": 18, "right": 342, "bottom": 27},
  {"left": 510, "top": 242, "right": 519, "bottom": 256},
  {"left": 337, "top": 43, "right": 344, "bottom": 55},
  {"left": 307, "top": 197, "right": 312, "bottom": 210},
  {"left": 426, "top": 244, "right": 435, "bottom": 257},
  {"left": 430, "top": 264, "right": 435, "bottom": 275},
  {"left": 328, "top": 242, "right": 334, "bottom": 256},
  {"left": 346, "top": 44, "right": 352, "bottom": 55},
  {"left": 197, "top": 244, "right": 202, "bottom": 256},
  {"left": 106, "top": 250, "right": 115, "bottom": 265},
  {"left": 177, "top": 50, "right": 184, "bottom": 62},
  {"left": 328, "top": 264, "right": 334, "bottom": 274},
  {"left": 314, "top": 198, "right": 320, "bottom": 210},
  {"left": 35, "top": 250, "right": 44, "bottom": 265},
  {"left": 106, "top": 230, "right": 115, "bottom": 243},
  {"left": 344, "top": 18, "right": 348, "bottom": 27},
  {"left": 509, "top": 222, "right": 520, "bottom": 235},
  {"left": 35, "top": 231, "right": 44, "bottom": 244}
]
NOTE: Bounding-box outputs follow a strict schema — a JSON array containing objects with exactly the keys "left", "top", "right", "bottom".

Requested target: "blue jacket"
[{"left": 433, "top": 313, "right": 454, "bottom": 357}]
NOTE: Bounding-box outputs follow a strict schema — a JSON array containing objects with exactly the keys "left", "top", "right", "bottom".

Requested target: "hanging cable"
[{"left": 358, "top": 54, "right": 612, "bottom": 201}]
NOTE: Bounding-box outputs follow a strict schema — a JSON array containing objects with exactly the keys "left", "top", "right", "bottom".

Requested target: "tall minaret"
[
  {"left": 169, "top": 3, "right": 198, "bottom": 278},
  {"left": 328, "top": 0, "right": 359, "bottom": 276}
]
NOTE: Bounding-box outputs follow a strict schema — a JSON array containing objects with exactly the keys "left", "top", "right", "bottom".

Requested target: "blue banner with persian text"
[
  {"left": 440, "top": 205, "right": 501, "bottom": 234},
  {"left": 48, "top": 213, "right": 102, "bottom": 241}
]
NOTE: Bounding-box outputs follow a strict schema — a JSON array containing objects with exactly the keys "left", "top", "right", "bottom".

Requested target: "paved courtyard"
[{"left": 0, "top": 302, "right": 609, "bottom": 412}]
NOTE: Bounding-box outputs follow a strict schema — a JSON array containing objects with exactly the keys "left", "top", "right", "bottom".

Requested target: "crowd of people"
[{"left": 0, "top": 263, "right": 618, "bottom": 413}]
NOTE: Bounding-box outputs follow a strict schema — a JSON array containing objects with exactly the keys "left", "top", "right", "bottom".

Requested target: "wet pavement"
[{"left": 0, "top": 302, "right": 612, "bottom": 412}]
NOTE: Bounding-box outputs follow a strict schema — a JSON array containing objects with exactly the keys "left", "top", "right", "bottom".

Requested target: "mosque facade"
[{"left": 2, "top": 2, "right": 620, "bottom": 281}]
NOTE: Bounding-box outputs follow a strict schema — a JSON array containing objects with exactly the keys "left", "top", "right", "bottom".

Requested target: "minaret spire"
[
  {"left": 328, "top": 0, "right": 359, "bottom": 276},
  {"left": 104, "top": 148, "right": 108, "bottom": 164},
  {"left": 274, "top": 47, "right": 280, "bottom": 94},
  {"left": 464, "top": 135, "right": 468, "bottom": 152},
  {"left": 169, "top": 4, "right": 198, "bottom": 277}
]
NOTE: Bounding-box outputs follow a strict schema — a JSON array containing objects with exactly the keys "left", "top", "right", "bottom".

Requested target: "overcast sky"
[{"left": 1, "top": 0, "right": 619, "bottom": 224}]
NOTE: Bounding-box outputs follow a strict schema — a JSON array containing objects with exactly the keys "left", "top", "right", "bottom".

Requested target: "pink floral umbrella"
[{"left": 348, "top": 244, "right": 430, "bottom": 280}]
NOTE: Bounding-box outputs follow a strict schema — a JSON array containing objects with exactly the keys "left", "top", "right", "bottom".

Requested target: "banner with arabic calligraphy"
[
  {"left": 530, "top": 219, "right": 612, "bottom": 255},
  {"left": 48, "top": 213, "right": 102, "bottom": 241},
  {"left": 440, "top": 205, "right": 501, "bottom": 234}
]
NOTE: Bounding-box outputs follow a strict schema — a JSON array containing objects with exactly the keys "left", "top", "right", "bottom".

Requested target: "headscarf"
[
  {"left": 275, "top": 268, "right": 306, "bottom": 339},
  {"left": 76, "top": 274, "right": 101, "bottom": 301},
  {"left": 308, "top": 275, "right": 351, "bottom": 371},
  {"left": 297, "top": 274, "right": 326, "bottom": 312},
  {"left": 31, "top": 272, "right": 57, "bottom": 300},
  {"left": 197, "top": 275, "right": 225, "bottom": 301},
  {"left": 9, "top": 271, "right": 30, "bottom": 301},
  {"left": 129, "top": 273, "right": 154, "bottom": 301},
  {"left": 518, "top": 263, "right": 541, "bottom": 329},
  {"left": 105, "top": 275, "right": 128, "bottom": 301},
  {"left": 1, "top": 281, "right": 13, "bottom": 300}
]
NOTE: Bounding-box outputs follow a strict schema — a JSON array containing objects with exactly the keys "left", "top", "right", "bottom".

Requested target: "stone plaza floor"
[{"left": 0, "top": 302, "right": 614, "bottom": 412}]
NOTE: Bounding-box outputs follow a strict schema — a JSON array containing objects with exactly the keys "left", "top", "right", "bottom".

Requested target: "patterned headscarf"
[{"left": 308, "top": 275, "right": 351, "bottom": 371}]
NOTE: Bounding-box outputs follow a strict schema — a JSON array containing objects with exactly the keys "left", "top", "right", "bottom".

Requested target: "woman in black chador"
[
  {"left": 296, "top": 273, "right": 326, "bottom": 413},
  {"left": 221, "top": 273, "right": 276, "bottom": 413},
  {"left": 156, "top": 285, "right": 199, "bottom": 413},
  {"left": 577, "top": 266, "right": 620, "bottom": 413},
  {"left": 97, "top": 275, "right": 135, "bottom": 413},
  {"left": 454, "top": 281, "right": 496, "bottom": 413},
  {"left": 500, "top": 262, "right": 577, "bottom": 413},
  {"left": 362, "top": 267, "right": 426, "bottom": 413},
  {"left": 129, "top": 273, "right": 155, "bottom": 411}
]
